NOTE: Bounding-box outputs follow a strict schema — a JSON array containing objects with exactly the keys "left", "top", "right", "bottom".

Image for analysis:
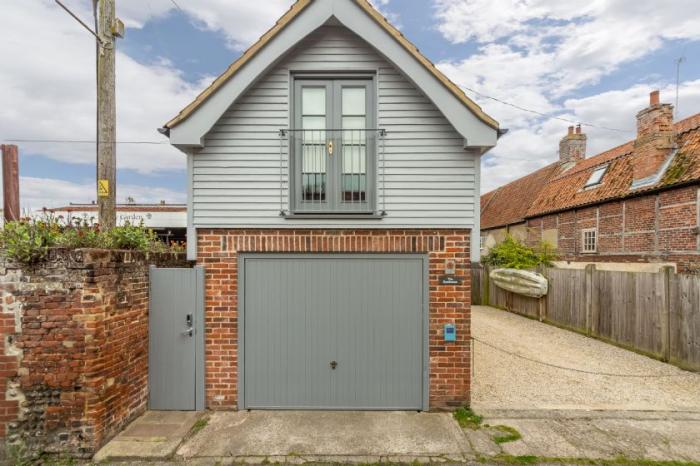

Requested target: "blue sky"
[{"left": 2, "top": 0, "right": 700, "bottom": 209}]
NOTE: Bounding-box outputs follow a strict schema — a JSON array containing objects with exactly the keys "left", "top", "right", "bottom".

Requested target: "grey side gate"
[
  {"left": 149, "top": 266, "right": 205, "bottom": 411},
  {"left": 239, "top": 254, "right": 428, "bottom": 410}
]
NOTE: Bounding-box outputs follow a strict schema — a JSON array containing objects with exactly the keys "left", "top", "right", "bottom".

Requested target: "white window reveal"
[
  {"left": 585, "top": 165, "right": 608, "bottom": 188},
  {"left": 581, "top": 228, "right": 597, "bottom": 253}
]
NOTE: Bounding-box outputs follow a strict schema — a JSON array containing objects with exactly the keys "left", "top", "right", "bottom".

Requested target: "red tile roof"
[
  {"left": 481, "top": 113, "right": 700, "bottom": 228},
  {"left": 480, "top": 162, "right": 562, "bottom": 229}
]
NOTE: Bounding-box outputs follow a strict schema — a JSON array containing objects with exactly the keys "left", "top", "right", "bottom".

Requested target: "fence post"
[
  {"left": 584, "top": 264, "right": 596, "bottom": 336},
  {"left": 661, "top": 266, "right": 674, "bottom": 362},
  {"left": 538, "top": 266, "right": 547, "bottom": 322},
  {"left": 483, "top": 264, "right": 490, "bottom": 306}
]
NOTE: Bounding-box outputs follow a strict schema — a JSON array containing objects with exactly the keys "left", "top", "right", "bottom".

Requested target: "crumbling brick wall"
[{"left": 0, "top": 249, "right": 188, "bottom": 459}]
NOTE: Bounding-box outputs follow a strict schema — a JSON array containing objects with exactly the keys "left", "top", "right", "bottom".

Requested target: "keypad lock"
[{"left": 182, "top": 314, "right": 194, "bottom": 337}]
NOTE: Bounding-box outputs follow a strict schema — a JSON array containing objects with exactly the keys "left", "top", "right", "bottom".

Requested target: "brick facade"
[
  {"left": 0, "top": 249, "right": 187, "bottom": 459},
  {"left": 197, "top": 228, "right": 472, "bottom": 410},
  {"left": 523, "top": 184, "right": 700, "bottom": 273}
]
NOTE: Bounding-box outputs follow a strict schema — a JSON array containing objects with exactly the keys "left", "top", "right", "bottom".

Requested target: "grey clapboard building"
[{"left": 155, "top": 0, "right": 500, "bottom": 412}]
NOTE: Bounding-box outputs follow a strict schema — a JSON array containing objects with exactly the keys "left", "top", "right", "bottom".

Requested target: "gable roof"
[
  {"left": 527, "top": 113, "right": 700, "bottom": 217},
  {"left": 480, "top": 113, "right": 700, "bottom": 229},
  {"left": 164, "top": 0, "right": 498, "bottom": 131},
  {"left": 480, "top": 162, "right": 562, "bottom": 229}
]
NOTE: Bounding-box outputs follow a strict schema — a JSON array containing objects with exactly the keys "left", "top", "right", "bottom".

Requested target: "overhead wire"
[{"left": 457, "top": 83, "right": 634, "bottom": 134}]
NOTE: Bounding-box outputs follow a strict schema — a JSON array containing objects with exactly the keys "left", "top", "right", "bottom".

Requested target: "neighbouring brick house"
[
  {"left": 481, "top": 91, "right": 700, "bottom": 273},
  {"left": 161, "top": 0, "right": 501, "bottom": 411}
]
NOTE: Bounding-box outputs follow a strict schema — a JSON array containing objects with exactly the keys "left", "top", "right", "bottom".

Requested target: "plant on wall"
[
  {"left": 0, "top": 215, "right": 178, "bottom": 264},
  {"left": 482, "top": 235, "right": 557, "bottom": 269}
]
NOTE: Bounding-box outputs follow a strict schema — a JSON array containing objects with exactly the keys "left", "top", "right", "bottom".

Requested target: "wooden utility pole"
[
  {"left": 1, "top": 144, "right": 20, "bottom": 223},
  {"left": 96, "top": 0, "right": 120, "bottom": 229}
]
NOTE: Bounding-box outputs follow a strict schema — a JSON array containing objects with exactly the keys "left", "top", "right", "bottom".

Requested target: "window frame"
[
  {"left": 584, "top": 165, "right": 608, "bottom": 189},
  {"left": 581, "top": 228, "right": 597, "bottom": 253},
  {"left": 290, "top": 75, "right": 377, "bottom": 214}
]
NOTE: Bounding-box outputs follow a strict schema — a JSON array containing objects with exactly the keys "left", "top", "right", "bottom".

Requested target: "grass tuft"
[
  {"left": 492, "top": 425, "right": 522, "bottom": 444},
  {"left": 191, "top": 416, "right": 209, "bottom": 436},
  {"left": 453, "top": 406, "right": 483, "bottom": 429}
]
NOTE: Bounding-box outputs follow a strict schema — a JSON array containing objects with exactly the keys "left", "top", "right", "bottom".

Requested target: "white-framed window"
[
  {"left": 480, "top": 235, "right": 486, "bottom": 250},
  {"left": 581, "top": 228, "right": 597, "bottom": 253},
  {"left": 584, "top": 165, "right": 608, "bottom": 188}
]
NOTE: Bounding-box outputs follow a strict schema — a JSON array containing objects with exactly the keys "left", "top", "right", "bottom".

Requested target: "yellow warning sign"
[{"left": 97, "top": 179, "right": 109, "bottom": 197}]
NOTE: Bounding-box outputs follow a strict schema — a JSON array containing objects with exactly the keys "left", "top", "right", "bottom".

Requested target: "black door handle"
[{"left": 330, "top": 360, "right": 338, "bottom": 370}]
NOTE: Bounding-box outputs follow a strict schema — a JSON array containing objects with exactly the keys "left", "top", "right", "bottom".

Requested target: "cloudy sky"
[{"left": 2, "top": 0, "right": 699, "bottom": 209}]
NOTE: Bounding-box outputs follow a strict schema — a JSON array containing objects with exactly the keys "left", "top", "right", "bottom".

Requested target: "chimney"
[
  {"left": 632, "top": 90, "right": 674, "bottom": 184},
  {"left": 1, "top": 144, "right": 20, "bottom": 222},
  {"left": 559, "top": 124, "right": 586, "bottom": 165}
]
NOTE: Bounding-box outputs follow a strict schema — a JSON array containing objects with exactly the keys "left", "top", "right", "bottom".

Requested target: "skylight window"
[{"left": 585, "top": 165, "right": 608, "bottom": 188}]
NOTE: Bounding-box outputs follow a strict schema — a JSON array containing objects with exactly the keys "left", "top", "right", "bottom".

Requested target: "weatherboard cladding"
[{"left": 192, "top": 25, "right": 479, "bottom": 228}]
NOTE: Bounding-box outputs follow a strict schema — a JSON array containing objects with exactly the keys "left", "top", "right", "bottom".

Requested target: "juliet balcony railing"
[{"left": 278, "top": 128, "right": 387, "bottom": 216}]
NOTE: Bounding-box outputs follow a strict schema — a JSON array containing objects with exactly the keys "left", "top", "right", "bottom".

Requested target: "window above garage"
[{"left": 282, "top": 76, "right": 386, "bottom": 218}]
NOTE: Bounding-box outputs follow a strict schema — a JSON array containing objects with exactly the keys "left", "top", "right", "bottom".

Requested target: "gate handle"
[{"left": 182, "top": 328, "right": 193, "bottom": 337}]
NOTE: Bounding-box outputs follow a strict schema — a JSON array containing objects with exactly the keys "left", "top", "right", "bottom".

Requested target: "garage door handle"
[{"left": 330, "top": 360, "right": 337, "bottom": 370}]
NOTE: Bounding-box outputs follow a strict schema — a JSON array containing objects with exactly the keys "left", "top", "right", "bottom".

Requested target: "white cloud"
[
  {"left": 18, "top": 176, "right": 186, "bottom": 212},
  {"left": 480, "top": 80, "right": 700, "bottom": 193},
  {"left": 432, "top": 0, "right": 700, "bottom": 192},
  {"left": 117, "top": 0, "right": 295, "bottom": 50},
  {"left": 0, "top": 0, "right": 209, "bottom": 175}
]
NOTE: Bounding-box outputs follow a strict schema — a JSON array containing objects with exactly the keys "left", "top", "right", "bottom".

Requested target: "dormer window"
[{"left": 585, "top": 165, "right": 608, "bottom": 188}]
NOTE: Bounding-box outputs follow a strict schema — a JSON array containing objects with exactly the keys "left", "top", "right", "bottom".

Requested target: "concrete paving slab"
[
  {"left": 94, "top": 410, "right": 201, "bottom": 462},
  {"left": 482, "top": 413, "right": 700, "bottom": 462},
  {"left": 177, "top": 410, "right": 472, "bottom": 461}
]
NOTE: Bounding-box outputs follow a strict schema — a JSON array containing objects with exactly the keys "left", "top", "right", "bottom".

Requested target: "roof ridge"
[{"left": 164, "top": 0, "right": 498, "bottom": 130}]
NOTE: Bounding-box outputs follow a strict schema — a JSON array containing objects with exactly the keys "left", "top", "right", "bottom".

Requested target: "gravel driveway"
[{"left": 471, "top": 305, "right": 700, "bottom": 412}]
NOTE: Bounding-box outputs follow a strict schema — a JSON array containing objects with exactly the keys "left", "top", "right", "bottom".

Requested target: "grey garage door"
[{"left": 240, "top": 254, "right": 427, "bottom": 410}]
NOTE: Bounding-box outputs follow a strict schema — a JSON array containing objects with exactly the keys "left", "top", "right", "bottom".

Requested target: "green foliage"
[
  {"left": 482, "top": 235, "right": 557, "bottom": 269},
  {"left": 0, "top": 215, "right": 182, "bottom": 264},
  {"left": 105, "top": 221, "right": 161, "bottom": 251},
  {"left": 492, "top": 425, "right": 522, "bottom": 444},
  {"left": 453, "top": 407, "right": 483, "bottom": 429},
  {"left": 1, "top": 218, "right": 60, "bottom": 263}
]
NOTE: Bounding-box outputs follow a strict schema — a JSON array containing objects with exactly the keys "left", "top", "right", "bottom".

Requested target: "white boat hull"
[{"left": 489, "top": 268, "right": 548, "bottom": 298}]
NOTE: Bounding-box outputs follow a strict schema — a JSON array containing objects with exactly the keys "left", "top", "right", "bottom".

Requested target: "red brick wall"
[
  {"left": 0, "top": 249, "right": 187, "bottom": 459},
  {"left": 525, "top": 185, "right": 700, "bottom": 272},
  {"left": 197, "top": 229, "right": 472, "bottom": 410}
]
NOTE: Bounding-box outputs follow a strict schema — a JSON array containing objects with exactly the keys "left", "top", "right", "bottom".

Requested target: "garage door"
[{"left": 240, "top": 254, "right": 427, "bottom": 410}]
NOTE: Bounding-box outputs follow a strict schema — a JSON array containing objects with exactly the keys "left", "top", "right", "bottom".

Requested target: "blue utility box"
[{"left": 444, "top": 323, "right": 456, "bottom": 342}]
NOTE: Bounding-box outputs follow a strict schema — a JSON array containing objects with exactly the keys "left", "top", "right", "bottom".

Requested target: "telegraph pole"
[
  {"left": 54, "top": 0, "right": 123, "bottom": 228},
  {"left": 96, "top": 0, "right": 120, "bottom": 229}
]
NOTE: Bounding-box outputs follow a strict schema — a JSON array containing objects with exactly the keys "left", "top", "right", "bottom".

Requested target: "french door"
[{"left": 292, "top": 78, "right": 375, "bottom": 213}]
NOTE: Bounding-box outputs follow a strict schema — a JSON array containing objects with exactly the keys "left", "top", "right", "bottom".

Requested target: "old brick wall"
[
  {"left": 524, "top": 184, "right": 700, "bottom": 272},
  {"left": 0, "top": 249, "right": 187, "bottom": 459},
  {"left": 197, "top": 229, "right": 472, "bottom": 410}
]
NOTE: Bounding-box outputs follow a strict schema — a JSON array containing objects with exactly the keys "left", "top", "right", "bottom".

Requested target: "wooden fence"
[{"left": 471, "top": 264, "right": 700, "bottom": 371}]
